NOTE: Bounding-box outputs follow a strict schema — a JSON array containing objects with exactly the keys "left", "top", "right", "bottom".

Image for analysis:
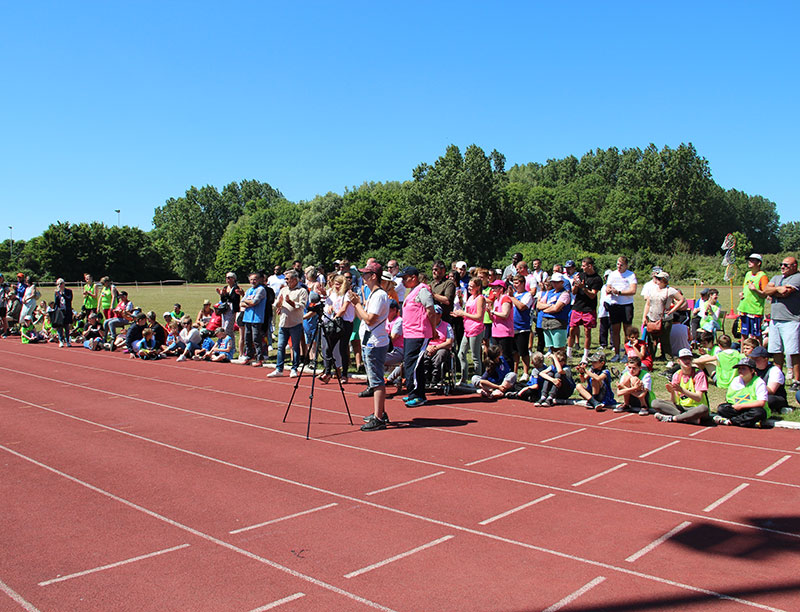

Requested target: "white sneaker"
[
  {"left": 267, "top": 369, "right": 284, "bottom": 378},
  {"left": 519, "top": 373, "right": 528, "bottom": 382},
  {"left": 176, "top": 355, "right": 187, "bottom": 362},
  {"left": 289, "top": 369, "right": 298, "bottom": 378},
  {"left": 58, "top": 342, "right": 64, "bottom": 348}
]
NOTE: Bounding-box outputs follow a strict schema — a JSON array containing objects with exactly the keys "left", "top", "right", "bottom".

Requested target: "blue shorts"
[
  {"left": 363, "top": 344, "right": 388, "bottom": 388},
  {"left": 739, "top": 314, "right": 763, "bottom": 338}
]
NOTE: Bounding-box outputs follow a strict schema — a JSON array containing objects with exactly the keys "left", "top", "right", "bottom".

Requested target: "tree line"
[{"left": 3, "top": 143, "right": 797, "bottom": 283}]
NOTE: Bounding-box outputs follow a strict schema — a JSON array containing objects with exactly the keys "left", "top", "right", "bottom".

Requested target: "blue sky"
[{"left": 2, "top": 1, "right": 797, "bottom": 241}]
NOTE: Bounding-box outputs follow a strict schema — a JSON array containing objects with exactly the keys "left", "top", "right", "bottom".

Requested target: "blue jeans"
[
  {"left": 363, "top": 344, "right": 388, "bottom": 388},
  {"left": 276, "top": 323, "right": 303, "bottom": 372}
]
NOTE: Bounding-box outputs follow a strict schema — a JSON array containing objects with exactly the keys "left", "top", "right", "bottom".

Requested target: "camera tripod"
[{"left": 282, "top": 311, "right": 353, "bottom": 439}]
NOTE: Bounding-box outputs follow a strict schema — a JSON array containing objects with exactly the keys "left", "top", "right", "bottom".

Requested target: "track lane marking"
[
  {"left": 0, "top": 578, "right": 41, "bottom": 612},
  {"left": 639, "top": 440, "right": 681, "bottom": 459},
  {"left": 542, "top": 576, "right": 606, "bottom": 612},
  {"left": 4, "top": 392, "right": 800, "bottom": 542},
  {"left": 464, "top": 446, "right": 525, "bottom": 466},
  {"left": 688, "top": 427, "right": 710, "bottom": 437},
  {"left": 625, "top": 522, "right": 692, "bottom": 563},
  {"left": 249, "top": 592, "right": 305, "bottom": 611},
  {"left": 0, "top": 435, "right": 790, "bottom": 610},
  {"left": 756, "top": 455, "right": 791, "bottom": 477},
  {"left": 343, "top": 536, "right": 455, "bottom": 578},
  {"left": 598, "top": 413, "right": 634, "bottom": 425},
  {"left": 478, "top": 494, "right": 556, "bottom": 525},
  {"left": 572, "top": 463, "right": 628, "bottom": 487},
  {"left": 38, "top": 544, "right": 190, "bottom": 586},
  {"left": 365, "top": 472, "right": 446, "bottom": 496},
  {"left": 230, "top": 504, "right": 338, "bottom": 534},
  {"left": 539, "top": 428, "right": 586, "bottom": 444},
  {"left": 703, "top": 483, "right": 749, "bottom": 513}
]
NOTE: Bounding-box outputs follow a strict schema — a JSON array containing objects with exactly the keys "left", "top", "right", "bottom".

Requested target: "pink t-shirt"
[
  {"left": 491, "top": 294, "right": 514, "bottom": 338},
  {"left": 671, "top": 369, "right": 708, "bottom": 393},
  {"left": 463, "top": 294, "right": 485, "bottom": 338}
]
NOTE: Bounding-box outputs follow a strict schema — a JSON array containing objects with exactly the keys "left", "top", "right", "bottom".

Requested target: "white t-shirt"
[
  {"left": 607, "top": 269, "right": 637, "bottom": 305},
  {"left": 394, "top": 277, "right": 406, "bottom": 303},
  {"left": 641, "top": 279, "right": 658, "bottom": 299},
  {"left": 598, "top": 285, "right": 610, "bottom": 318},
  {"left": 360, "top": 289, "right": 390, "bottom": 348},
  {"left": 267, "top": 274, "right": 286, "bottom": 298},
  {"left": 761, "top": 365, "right": 785, "bottom": 390},
  {"left": 728, "top": 376, "right": 768, "bottom": 401}
]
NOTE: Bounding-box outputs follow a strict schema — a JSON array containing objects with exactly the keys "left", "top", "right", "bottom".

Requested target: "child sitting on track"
[
  {"left": 623, "top": 325, "right": 653, "bottom": 371},
  {"left": 693, "top": 332, "right": 740, "bottom": 388},
  {"left": 507, "top": 351, "right": 545, "bottom": 402},
  {"left": 472, "top": 344, "right": 517, "bottom": 399},
  {"left": 20, "top": 316, "right": 44, "bottom": 343},
  {"left": 652, "top": 348, "right": 711, "bottom": 425},
  {"left": 574, "top": 351, "right": 616, "bottom": 411},
  {"left": 535, "top": 348, "right": 575, "bottom": 406},
  {"left": 132, "top": 327, "right": 159, "bottom": 359},
  {"left": 194, "top": 329, "right": 235, "bottom": 362},
  {"left": 714, "top": 357, "right": 770, "bottom": 427},
  {"left": 160, "top": 321, "right": 184, "bottom": 357},
  {"left": 614, "top": 356, "right": 653, "bottom": 415}
]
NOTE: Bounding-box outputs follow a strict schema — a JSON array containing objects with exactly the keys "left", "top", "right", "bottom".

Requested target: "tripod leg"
[{"left": 334, "top": 372, "right": 354, "bottom": 425}]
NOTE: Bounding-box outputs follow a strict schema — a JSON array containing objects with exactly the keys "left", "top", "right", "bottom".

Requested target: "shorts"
[
  {"left": 543, "top": 328, "right": 568, "bottom": 349},
  {"left": 363, "top": 344, "right": 388, "bottom": 388},
  {"left": 768, "top": 320, "right": 800, "bottom": 356},
  {"left": 739, "top": 314, "right": 763, "bottom": 338},
  {"left": 608, "top": 304, "right": 634, "bottom": 325},
  {"left": 569, "top": 310, "right": 597, "bottom": 328},
  {"left": 513, "top": 331, "right": 530, "bottom": 357}
]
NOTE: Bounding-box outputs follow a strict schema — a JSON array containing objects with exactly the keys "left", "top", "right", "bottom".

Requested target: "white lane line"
[
  {"left": 230, "top": 503, "right": 338, "bottom": 534},
  {"left": 343, "top": 536, "right": 455, "bottom": 579},
  {"left": 464, "top": 446, "right": 526, "bottom": 467},
  {"left": 0, "top": 578, "right": 41, "bottom": 612},
  {"left": 542, "top": 576, "right": 607, "bottom": 612},
  {"left": 38, "top": 544, "right": 190, "bottom": 586},
  {"left": 703, "top": 483, "right": 749, "bottom": 513},
  {"left": 249, "top": 592, "right": 305, "bottom": 611},
  {"left": 756, "top": 455, "right": 792, "bottom": 477},
  {"left": 688, "top": 427, "right": 710, "bottom": 437},
  {"left": 625, "top": 521, "right": 692, "bottom": 563},
  {"left": 478, "top": 494, "right": 556, "bottom": 526},
  {"left": 365, "top": 471, "right": 446, "bottom": 496},
  {"left": 572, "top": 463, "right": 628, "bottom": 487},
  {"left": 0, "top": 448, "right": 396, "bottom": 612},
  {"left": 539, "top": 428, "right": 586, "bottom": 444},
  {"left": 0, "top": 437, "right": 789, "bottom": 611},
  {"left": 639, "top": 440, "right": 681, "bottom": 459},
  {"left": 598, "top": 413, "right": 633, "bottom": 425}
]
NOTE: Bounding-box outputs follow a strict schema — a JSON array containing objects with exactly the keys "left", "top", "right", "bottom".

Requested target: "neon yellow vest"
[
  {"left": 738, "top": 271, "right": 767, "bottom": 316},
  {"left": 675, "top": 371, "right": 708, "bottom": 408},
  {"left": 83, "top": 283, "right": 98, "bottom": 309},
  {"left": 726, "top": 376, "right": 769, "bottom": 418},
  {"left": 713, "top": 347, "right": 741, "bottom": 389}
]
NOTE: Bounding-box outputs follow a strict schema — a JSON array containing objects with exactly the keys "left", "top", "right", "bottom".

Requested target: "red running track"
[{"left": 1, "top": 341, "right": 799, "bottom": 611}]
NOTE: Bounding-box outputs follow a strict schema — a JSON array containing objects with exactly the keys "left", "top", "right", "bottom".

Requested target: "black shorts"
[
  {"left": 608, "top": 304, "right": 634, "bottom": 326},
  {"left": 0, "top": 307, "right": 6, "bottom": 318},
  {"left": 513, "top": 331, "right": 530, "bottom": 358}
]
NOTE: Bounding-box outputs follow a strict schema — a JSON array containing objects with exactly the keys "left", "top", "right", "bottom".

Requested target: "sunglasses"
[{"left": 780, "top": 263, "right": 793, "bottom": 268}]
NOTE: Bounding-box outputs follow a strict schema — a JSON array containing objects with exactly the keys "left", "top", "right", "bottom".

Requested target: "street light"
[{"left": 114, "top": 209, "right": 121, "bottom": 227}]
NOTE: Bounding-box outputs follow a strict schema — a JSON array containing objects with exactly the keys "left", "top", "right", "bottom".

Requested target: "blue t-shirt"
[
  {"left": 590, "top": 367, "right": 616, "bottom": 405},
  {"left": 483, "top": 356, "right": 511, "bottom": 384},
  {"left": 242, "top": 285, "right": 267, "bottom": 324}
]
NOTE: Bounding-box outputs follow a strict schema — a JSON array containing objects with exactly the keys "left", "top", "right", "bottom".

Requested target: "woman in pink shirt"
[
  {"left": 452, "top": 277, "right": 486, "bottom": 386},
  {"left": 488, "top": 279, "right": 514, "bottom": 366}
]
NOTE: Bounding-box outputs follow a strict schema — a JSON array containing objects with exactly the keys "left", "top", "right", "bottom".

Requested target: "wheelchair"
[{"left": 422, "top": 346, "right": 456, "bottom": 396}]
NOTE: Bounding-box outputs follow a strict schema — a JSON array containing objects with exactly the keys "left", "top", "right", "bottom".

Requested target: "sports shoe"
[
  {"left": 235, "top": 357, "right": 251, "bottom": 365},
  {"left": 613, "top": 405, "right": 627, "bottom": 413},
  {"left": 790, "top": 380, "right": 800, "bottom": 391},
  {"left": 362, "top": 412, "right": 390, "bottom": 424},
  {"left": 594, "top": 403, "right": 606, "bottom": 412},
  {"left": 401, "top": 396, "right": 411, "bottom": 402},
  {"left": 361, "top": 416, "right": 387, "bottom": 431},
  {"left": 404, "top": 397, "right": 427, "bottom": 408},
  {"left": 176, "top": 355, "right": 186, "bottom": 362},
  {"left": 543, "top": 397, "right": 555, "bottom": 406},
  {"left": 638, "top": 408, "right": 649, "bottom": 416},
  {"left": 192, "top": 355, "right": 202, "bottom": 361},
  {"left": 267, "top": 369, "right": 284, "bottom": 377},
  {"left": 655, "top": 413, "right": 673, "bottom": 422},
  {"left": 58, "top": 341, "right": 64, "bottom": 348},
  {"left": 712, "top": 415, "right": 732, "bottom": 426},
  {"left": 289, "top": 369, "right": 298, "bottom": 378},
  {"left": 519, "top": 373, "right": 528, "bottom": 383},
  {"left": 609, "top": 354, "right": 620, "bottom": 362},
  {"left": 251, "top": 361, "right": 263, "bottom": 367},
  {"left": 505, "top": 391, "right": 519, "bottom": 399},
  {"left": 359, "top": 387, "right": 375, "bottom": 397}
]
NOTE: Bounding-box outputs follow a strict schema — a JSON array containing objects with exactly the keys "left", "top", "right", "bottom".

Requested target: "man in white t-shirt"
[
  {"left": 351, "top": 262, "right": 391, "bottom": 431},
  {"left": 606, "top": 256, "right": 638, "bottom": 362},
  {"left": 266, "top": 265, "right": 286, "bottom": 349}
]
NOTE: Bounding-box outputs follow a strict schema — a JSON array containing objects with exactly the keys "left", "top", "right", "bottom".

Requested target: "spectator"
[
  {"left": 104, "top": 291, "right": 134, "bottom": 341},
  {"left": 606, "top": 256, "right": 638, "bottom": 362},
  {"left": 216, "top": 272, "right": 243, "bottom": 338},
  {"left": 98, "top": 276, "right": 117, "bottom": 320},
  {"left": 488, "top": 279, "right": 514, "bottom": 364},
  {"left": 196, "top": 299, "right": 214, "bottom": 329},
  {"left": 574, "top": 351, "right": 616, "bottom": 411},
  {"left": 54, "top": 278, "right": 74, "bottom": 347},
  {"left": 319, "top": 273, "right": 354, "bottom": 383},
  {"left": 237, "top": 272, "right": 268, "bottom": 366},
  {"left": 397, "top": 266, "right": 437, "bottom": 408},
  {"left": 472, "top": 343, "right": 517, "bottom": 399},
  {"left": 643, "top": 270, "right": 686, "bottom": 365},
  {"left": 737, "top": 253, "right": 769, "bottom": 340},
  {"left": 652, "top": 348, "right": 711, "bottom": 425},
  {"left": 502, "top": 252, "right": 523, "bottom": 280},
  {"left": 614, "top": 356, "right": 652, "bottom": 414},
  {"left": 0, "top": 273, "right": 9, "bottom": 337},
  {"left": 764, "top": 256, "right": 800, "bottom": 390},
  {"left": 536, "top": 272, "right": 570, "bottom": 352},
  {"left": 176, "top": 316, "right": 203, "bottom": 362},
  {"left": 20, "top": 277, "right": 40, "bottom": 324},
  {"left": 268, "top": 270, "right": 308, "bottom": 378},
  {"left": 452, "top": 277, "right": 486, "bottom": 386},
  {"left": 535, "top": 348, "right": 575, "bottom": 406},
  {"left": 713, "top": 357, "right": 769, "bottom": 427},
  {"left": 750, "top": 345, "right": 789, "bottom": 414},
  {"left": 508, "top": 274, "right": 533, "bottom": 381},
  {"left": 568, "top": 257, "right": 603, "bottom": 362},
  {"left": 81, "top": 273, "right": 99, "bottom": 316},
  {"left": 124, "top": 312, "right": 149, "bottom": 355},
  {"left": 20, "top": 315, "right": 44, "bottom": 344},
  {"left": 82, "top": 312, "right": 104, "bottom": 350}
]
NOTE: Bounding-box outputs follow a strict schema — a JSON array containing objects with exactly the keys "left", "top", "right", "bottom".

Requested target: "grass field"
[{"left": 43, "top": 281, "right": 800, "bottom": 421}]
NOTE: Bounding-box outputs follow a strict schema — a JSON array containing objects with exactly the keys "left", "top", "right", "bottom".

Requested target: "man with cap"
[
  {"left": 124, "top": 311, "right": 149, "bottom": 354},
  {"left": 502, "top": 252, "right": 523, "bottom": 280},
  {"left": 563, "top": 260, "right": 579, "bottom": 302},
  {"left": 652, "top": 348, "right": 710, "bottom": 425},
  {"left": 397, "top": 266, "right": 437, "bottom": 407},
  {"left": 714, "top": 357, "right": 769, "bottom": 427},
  {"left": 750, "top": 346, "right": 789, "bottom": 414},
  {"left": 764, "top": 256, "right": 800, "bottom": 390},
  {"left": 737, "top": 253, "right": 769, "bottom": 340}
]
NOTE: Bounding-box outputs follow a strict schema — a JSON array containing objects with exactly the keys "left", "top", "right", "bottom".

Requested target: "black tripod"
[{"left": 282, "top": 311, "right": 353, "bottom": 439}]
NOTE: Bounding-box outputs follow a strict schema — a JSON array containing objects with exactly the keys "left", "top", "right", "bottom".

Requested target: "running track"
[{"left": 1, "top": 341, "right": 799, "bottom": 611}]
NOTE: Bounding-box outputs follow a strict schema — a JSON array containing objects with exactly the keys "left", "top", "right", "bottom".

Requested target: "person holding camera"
[{"left": 216, "top": 272, "right": 243, "bottom": 338}]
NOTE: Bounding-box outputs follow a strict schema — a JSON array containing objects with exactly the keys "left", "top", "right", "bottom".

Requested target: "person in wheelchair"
[{"left": 421, "top": 305, "right": 455, "bottom": 388}]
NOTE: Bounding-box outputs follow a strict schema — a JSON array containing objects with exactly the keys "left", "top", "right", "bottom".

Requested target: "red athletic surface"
[{"left": 1, "top": 341, "right": 799, "bottom": 611}]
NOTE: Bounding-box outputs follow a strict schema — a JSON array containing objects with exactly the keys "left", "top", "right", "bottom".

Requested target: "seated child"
[
  {"left": 653, "top": 348, "right": 711, "bottom": 425},
  {"left": 170, "top": 303, "right": 185, "bottom": 320},
  {"left": 195, "top": 329, "right": 235, "bottom": 362},
  {"left": 159, "top": 321, "right": 185, "bottom": 357},
  {"left": 750, "top": 346, "right": 788, "bottom": 415},
  {"left": 740, "top": 336, "right": 760, "bottom": 357},
  {"left": 574, "top": 351, "right": 616, "bottom": 411},
  {"left": 693, "top": 333, "right": 740, "bottom": 388},
  {"left": 507, "top": 351, "right": 545, "bottom": 402},
  {"left": 535, "top": 348, "right": 575, "bottom": 406},
  {"left": 698, "top": 289, "right": 722, "bottom": 333},
  {"left": 714, "top": 357, "right": 769, "bottom": 427},
  {"left": 623, "top": 325, "right": 653, "bottom": 371},
  {"left": 614, "top": 356, "right": 653, "bottom": 415},
  {"left": 472, "top": 344, "right": 517, "bottom": 399},
  {"left": 82, "top": 312, "right": 105, "bottom": 350},
  {"left": 132, "top": 327, "right": 159, "bottom": 359},
  {"left": 20, "top": 316, "right": 44, "bottom": 343}
]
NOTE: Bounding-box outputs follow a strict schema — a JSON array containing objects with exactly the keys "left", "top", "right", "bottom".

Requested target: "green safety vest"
[
  {"left": 738, "top": 271, "right": 767, "bottom": 316},
  {"left": 99, "top": 286, "right": 114, "bottom": 310},
  {"left": 674, "top": 371, "right": 708, "bottom": 409},
  {"left": 637, "top": 371, "right": 656, "bottom": 406},
  {"left": 726, "top": 376, "right": 770, "bottom": 419},
  {"left": 21, "top": 324, "right": 35, "bottom": 344},
  {"left": 713, "top": 347, "right": 741, "bottom": 389},
  {"left": 83, "top": 283, "right": 98, "bottom": 309}
]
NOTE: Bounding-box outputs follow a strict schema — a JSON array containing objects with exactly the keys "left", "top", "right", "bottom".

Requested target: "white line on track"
[
  {"left": 365, "top": 472, "right": 446, "bottom": 496},
  {"left": 572, "top": 463, "right": 628, "bottom": 487},
  {"left": 539, "top": 428, "right": 586, "bottom": 444},
  {"left": 703, "top": 483, "right": 749, "bottom": 513},
  {"left": 4, "top": 392, "right": 800, "bottom": 543},
  {"left": 639, "top": 440, "right": 681, "bottom": 459},
  {"left": 249, "top": 592, "right": 305, "bottom": 611},
  {"left": 688, "top": 427, "right": 710, "bottom": 437},
  {"left": 625, "top": 522, "right": 692, "bottom": 563},
  {"left": 0, "top": 578, "right": 41, "bottom": 612},
  {"left": 756, "top": 455, "right": 791, "bottom": 477},
  {"left": 343, "top": 535, "right": 455, "bottom": 578},
  {"left": 598, "top": 413, "right": 634, "bottom": 425},
  {"left": 7, "top": 349, "right": 795, "bottom": 458},
  {"left": 0, "top": 436, "right": 789, "bottom": 610},
  {"left": 230, "top": 503, "right": 338, "bottom": 534},
  {"left": 464, "top": 446, "right": 526, "bottom": 466},
  {"left": 38, "top": 544, "right": 191, "bottom": 586},
  {"left": 542, "top": 576, "right": 607, "bottom": 612},
  {"left": 478, "top": 494, "right": 556, "bottom": 525}
]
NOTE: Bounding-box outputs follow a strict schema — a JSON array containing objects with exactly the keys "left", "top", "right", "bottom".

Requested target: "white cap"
[
  {"left": 677, "top": 348, "right": 693, "bottom": 359},
  {"left": 550, "top": 272, "right": 564, "bottom": 282},
  {"left": 747, "top": 253, "right": 762, "bottom": 262}
]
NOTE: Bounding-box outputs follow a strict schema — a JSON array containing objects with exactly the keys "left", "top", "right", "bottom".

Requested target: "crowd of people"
[{"left": 3, "top": 252, "right": 799, "bottom": 432}]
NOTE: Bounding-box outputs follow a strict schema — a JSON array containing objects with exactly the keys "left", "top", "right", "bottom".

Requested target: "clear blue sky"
[{"left": 2, "top": 1, "right": 798, "bottom": 241}]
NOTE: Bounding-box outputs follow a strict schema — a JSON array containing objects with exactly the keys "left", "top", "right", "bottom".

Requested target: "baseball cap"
[
  {"left": 677, "top": 348, "right": 693, "bottom": 359},
  {"left": 163, "top": 312, "right": 172, "bottom": 318},
  {"left": 396, "top": 266, "right": 419, "bottom": 277},
  {"left": 734, "top": 357, "right": 757, "bottom": 369},
  {"left": 550, "top": 272, "right": 564, "bottom": 282},
  {"left": 700, "top": 288, "right": 710, "bottom": 296},
  {"left": 589, "top": 350, "right": 606, "bottom": 362},
  {"left": 651, "top": 266, "right": 663, "bottom": 274},
  {"left": 455, "top": 260, "right": 467, "bottom": 270},
  {"left": 749, "top": 346, "right": 769, "bottom": 359},
  {"left": 358, "top": 262, "right": 383, "bottom": 276},
  {"left": 203, "top": 299, "right": 212, "bottom": 305},
  {"left": 747, "top": 253, "right": 763, "bottom": 262},
  {"left": 489, "top": 279, "right": 506, "bottom": 287},
  {"left": 564, "top": 260, "right": 576, "bottom": 268},
  {"left": 654, "top": 271, "right": 670, "bottom": 280}
]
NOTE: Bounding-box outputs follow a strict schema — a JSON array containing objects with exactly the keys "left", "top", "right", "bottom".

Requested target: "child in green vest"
[
  {"left": 714, "top": 357, "right": 769, "bottom": 427},
  {"left": 693, "top": 333, "right": 740, "bottom": 389}
]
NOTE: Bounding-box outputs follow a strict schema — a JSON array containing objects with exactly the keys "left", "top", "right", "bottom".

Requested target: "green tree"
[{"left": 778, "top": 221, "right": 800, "bottom": 251}]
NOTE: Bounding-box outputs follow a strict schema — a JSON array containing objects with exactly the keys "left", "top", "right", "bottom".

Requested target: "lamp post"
[{"left": 114, "top": 209, "right": 121, "bottom": 227}]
